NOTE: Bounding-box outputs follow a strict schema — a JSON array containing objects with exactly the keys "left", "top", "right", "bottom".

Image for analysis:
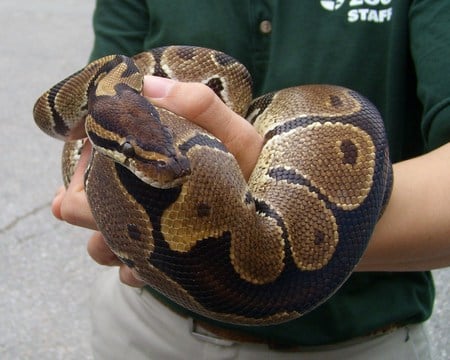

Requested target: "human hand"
[
  {"left": 52, "top": 75, "right": 263, "bottom": 287},
  {"left": 143, "top": 75, "right": 263, "bottom": 180},
  {"left": 52, "top": 141, "right": 146, "bottom": 286}
]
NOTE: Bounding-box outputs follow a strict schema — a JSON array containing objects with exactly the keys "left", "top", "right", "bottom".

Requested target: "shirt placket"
[{"left": 248, "top": 0, "right": 274, "bottom": 94}]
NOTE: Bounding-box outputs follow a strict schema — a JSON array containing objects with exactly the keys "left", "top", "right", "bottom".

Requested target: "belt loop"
[{"left": 189, "top": 318, "right": 235, "bottom": 347}]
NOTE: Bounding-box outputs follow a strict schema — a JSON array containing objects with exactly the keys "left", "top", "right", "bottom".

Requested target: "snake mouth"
[
  {"left": 130, "top": 154, "right": 191, "bottom": 189},
  {"left": 87, "top": 128, "right": 191, "bottom": 188}
]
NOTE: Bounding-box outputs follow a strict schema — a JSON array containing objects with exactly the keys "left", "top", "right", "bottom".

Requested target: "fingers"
[
  {"left": 88, "top": 231, "right": 145, "bottom": 287},
  {"left": 52, "top": 133, "right": 144, "bottom": 288},
  {"left": 51, "top": 186, "right": 66, "bottom": 220},
  {"left": 143, "top": 75, "right": 263, "bottom": 180},
  {"left": 119, "top": 266, "right": 146, "bottom": 288},
  {"left": 87, "top": 231, "right": 121, "bottom": 266},
  {"left": 51, "top": 141, "right": 98, "bottom": 230}
]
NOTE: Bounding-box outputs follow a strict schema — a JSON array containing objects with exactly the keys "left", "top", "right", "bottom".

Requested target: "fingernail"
[{"left": 143, "top": 75, "right": 176, "bottom": 98}]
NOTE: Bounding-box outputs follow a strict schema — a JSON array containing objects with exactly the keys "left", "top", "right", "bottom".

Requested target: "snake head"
[
  {"left": 88, "top": 127, "right": 191, "bottom": 189},
  {"left": 86, "top": 82, "right": 191, "bottom": 188}
]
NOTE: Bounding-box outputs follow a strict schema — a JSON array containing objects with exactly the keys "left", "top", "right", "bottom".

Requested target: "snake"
[{"left": 33, "top": 46, "right": 392, "bottom": 325}]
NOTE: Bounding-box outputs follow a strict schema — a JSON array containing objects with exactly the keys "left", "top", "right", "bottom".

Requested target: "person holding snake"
[{"left": 39, "top": 1, "right": 450, "bottom": 359}]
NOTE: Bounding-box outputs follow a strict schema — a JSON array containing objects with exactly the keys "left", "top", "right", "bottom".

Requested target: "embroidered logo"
[
  {"left": 320, "top": 0, "right": 345, "bottom": 11},
  {"left": 320, "top": 0, "right": 393, "bottom": 23}
]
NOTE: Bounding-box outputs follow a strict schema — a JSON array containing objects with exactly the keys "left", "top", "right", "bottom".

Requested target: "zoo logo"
[
  {"left": 320, "top": 0, "right": 393, "bottom": 23},
  {"left": 320, "top": 0, "right": 345, "bottom": 11}
]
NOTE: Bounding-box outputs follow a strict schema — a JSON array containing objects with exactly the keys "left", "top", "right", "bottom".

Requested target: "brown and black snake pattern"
[{"left": 33, "top": 46, "right": 393, "bottom": 325}]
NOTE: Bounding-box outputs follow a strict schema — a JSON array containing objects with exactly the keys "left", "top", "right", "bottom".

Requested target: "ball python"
[{"left": 33, "top": 46, "right": 392, "bottom": 325}]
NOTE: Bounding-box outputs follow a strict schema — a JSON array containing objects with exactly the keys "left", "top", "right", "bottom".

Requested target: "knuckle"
[
  {"left": 222, "top": 118, "right": 253, "bottom": 155},
  {"left": 87, "top": 232, "right": 118, "bottom": 266},
  {"left": 119, "top": 266, "right": 143, "bottom": 287},
  {"left": 173, "top": 81, "right": 219, "bottom": 121},
  {"left": 59, "top": 196, "right": 79, "bottom": 225}
]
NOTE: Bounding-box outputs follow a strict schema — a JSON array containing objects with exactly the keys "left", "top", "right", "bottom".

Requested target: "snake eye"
[{"left": 121, "top": 141, "right": 135, "bottom": 157}]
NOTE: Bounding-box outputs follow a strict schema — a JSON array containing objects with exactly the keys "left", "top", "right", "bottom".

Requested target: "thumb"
[{"left": 143, "top": 75, "right": 262, "bottom": 180}]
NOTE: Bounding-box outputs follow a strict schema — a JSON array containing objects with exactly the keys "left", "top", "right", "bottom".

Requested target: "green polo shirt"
[{"left": 89, "top": 0, "right": 450, "bottom": 345}]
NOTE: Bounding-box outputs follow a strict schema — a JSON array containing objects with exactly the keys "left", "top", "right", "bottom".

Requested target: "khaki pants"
[{"left": 91, "top": 269, "right": 432, "bottom": 360}]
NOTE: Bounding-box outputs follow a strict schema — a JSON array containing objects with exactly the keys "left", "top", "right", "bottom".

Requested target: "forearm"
[{"left": 357, "top": 142, "right": 450, "bottom": 271}]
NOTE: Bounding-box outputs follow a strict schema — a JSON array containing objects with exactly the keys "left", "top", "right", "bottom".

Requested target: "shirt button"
[{"left": 259, "top": 20, "right": 272, "bottom": 34}]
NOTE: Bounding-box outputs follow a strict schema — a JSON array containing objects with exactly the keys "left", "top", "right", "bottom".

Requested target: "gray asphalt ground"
[{"left": 0, "top": 1, "right": 448, "bottom": 359}]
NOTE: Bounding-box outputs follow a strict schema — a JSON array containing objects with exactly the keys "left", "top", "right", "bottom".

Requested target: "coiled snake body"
[{"left": 34, "top": 46, "right": 392, "bottom": 325}]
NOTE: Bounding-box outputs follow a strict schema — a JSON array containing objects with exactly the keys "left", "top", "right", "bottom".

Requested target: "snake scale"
[{"left": 34, "top": 46, "right": 392, "bottom": 325}]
